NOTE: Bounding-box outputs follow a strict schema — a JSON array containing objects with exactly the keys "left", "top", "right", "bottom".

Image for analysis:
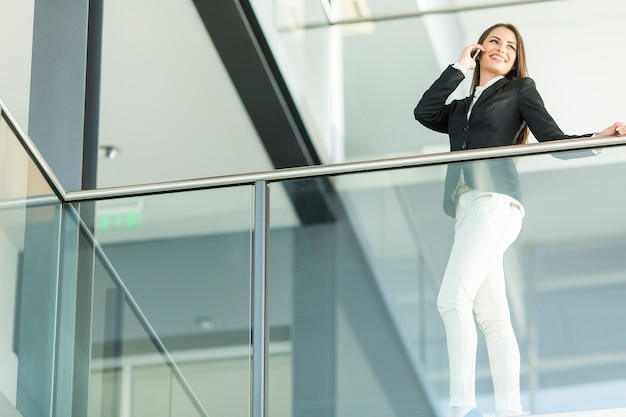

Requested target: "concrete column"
[{"left": 28, "top": 0, "right": 102, "bottom": 192}]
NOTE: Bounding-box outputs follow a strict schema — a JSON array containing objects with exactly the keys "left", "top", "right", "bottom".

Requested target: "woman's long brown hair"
[{"left": 472, "top": 23, "right": 529, "bottom": 145}]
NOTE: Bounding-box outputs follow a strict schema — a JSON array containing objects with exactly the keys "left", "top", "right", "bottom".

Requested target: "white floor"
[
  {"left": 532, "top": 408, "right": 626, "bottom": 417},
  {"left": 483, "top": 409, "right": 626, "bottom": 417}
]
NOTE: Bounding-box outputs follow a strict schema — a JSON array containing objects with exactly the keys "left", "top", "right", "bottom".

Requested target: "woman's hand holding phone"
[{"left": 457, "top": 44, "right": 484, "bottom": 71}]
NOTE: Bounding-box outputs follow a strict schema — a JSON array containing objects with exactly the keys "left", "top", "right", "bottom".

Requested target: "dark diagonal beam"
[{"left": 192, "top": 0, "right": 336, "bottom": 224}]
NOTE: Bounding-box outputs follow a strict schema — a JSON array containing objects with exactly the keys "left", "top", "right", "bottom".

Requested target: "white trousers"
[{"left": 437, "top": 189, "right": 524, "bottom": 413}]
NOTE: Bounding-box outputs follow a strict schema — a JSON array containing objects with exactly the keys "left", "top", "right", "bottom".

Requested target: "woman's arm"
[
  {"left": 414, "top": 65, "right": 466, "bottom": 133},
  {"left": 519, "top": 77, "right": 625, "bottom": 140},
  {"left": 518, "top": 78, "right": 593, "bottom": 141}
]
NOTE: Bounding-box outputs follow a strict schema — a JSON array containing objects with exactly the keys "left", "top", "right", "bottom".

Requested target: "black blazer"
[{"left": 415, "top": 65, "right": 592, "bottom": 217}]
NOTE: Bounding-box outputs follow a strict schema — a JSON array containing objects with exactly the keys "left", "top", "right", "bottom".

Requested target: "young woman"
[{"left": 414, "top": 23, "right": 624, "bottom": 417}]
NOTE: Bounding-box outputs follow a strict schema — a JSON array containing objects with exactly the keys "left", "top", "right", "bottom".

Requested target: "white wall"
[{"left": 0, "top": 0, "right": 34, "bottom": 129}]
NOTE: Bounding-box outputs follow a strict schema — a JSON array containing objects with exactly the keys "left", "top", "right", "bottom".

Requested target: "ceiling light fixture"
[
  {"left": 98, "top": 144, "right": 121, "bottom": 159},
  {"left": 194, "top": 316, "right": 216, "bottom": 331}
]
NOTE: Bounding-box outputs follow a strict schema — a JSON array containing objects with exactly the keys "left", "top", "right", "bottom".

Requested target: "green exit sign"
[{"left": 97, "top": 212, "right": 142, "bottom": 230}]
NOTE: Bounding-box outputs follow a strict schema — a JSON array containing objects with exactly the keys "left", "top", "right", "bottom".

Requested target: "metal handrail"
[
  {"left": 306, "top": 0, "right": 568, "bottom": 30},
  {"left": 64, "top": 135, "right": 626, "bottom": 202},
  {"left": 3, "top": 96, "right": 625, "bottom": 205}
]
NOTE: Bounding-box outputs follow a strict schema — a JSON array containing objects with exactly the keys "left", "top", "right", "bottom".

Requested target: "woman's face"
[{"left": 479, "top": 26, "right": 517, "bottom": 78}]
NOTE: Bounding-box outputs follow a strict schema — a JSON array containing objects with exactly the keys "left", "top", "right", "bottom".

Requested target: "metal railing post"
[{"left": 252, "top": 180, "right": 269, "bottom": 417}]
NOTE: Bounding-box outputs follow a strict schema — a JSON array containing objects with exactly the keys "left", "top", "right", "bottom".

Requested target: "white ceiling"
[{"left": 96, "top": 0, "right": 275, "bottom": 187}]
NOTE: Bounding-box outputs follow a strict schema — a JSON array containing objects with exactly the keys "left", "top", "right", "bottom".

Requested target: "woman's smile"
[{"left": 489, "top": 53, "right": 507, "bottom": 63}]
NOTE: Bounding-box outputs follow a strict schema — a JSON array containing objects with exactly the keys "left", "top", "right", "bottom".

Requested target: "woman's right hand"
[
  {"left": 457, "top": 44, "right": 484, "bottom": 71},
  {"left": 597, "top": 121, "right": 626, "bottom": 137}
]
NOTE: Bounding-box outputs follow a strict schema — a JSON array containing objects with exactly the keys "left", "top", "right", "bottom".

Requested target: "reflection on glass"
[
  {"left": 0, "top": 113, "right": 56, "bottom": 201},
  {"left": 267, "top": 145, "right": 626, "bottom": 416},
  {"left": 87, "top": 186, "right": 254, "bottom": 416},
  {"left": 515, "top": 146, "right": 626, "bottom": 414},
  {"left": 249, "top": 0, "right": 625, "bottom": 170},
  {"left": 252, "top": 0, "right": 326, "bottom": 28},
  {"left": 268, "top": 170, "right": 446, "bottom": 417}
]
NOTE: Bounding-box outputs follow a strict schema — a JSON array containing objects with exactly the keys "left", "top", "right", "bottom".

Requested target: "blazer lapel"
[
  {"left": 462, "top": 96, "right": 473, "bottom": 116},
  {"left": 471, "top": 78, "right": 510, "bottom": 112}
]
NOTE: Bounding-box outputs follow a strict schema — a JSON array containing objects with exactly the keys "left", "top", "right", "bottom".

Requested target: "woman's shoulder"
[
  {"left": 507, "top": 76, "right": 532, "bottom": 84},
  {"left": 508, "top": 76, "right": 537, "bottom": 88},
  {"left": 504, "top": 77, "right": 541, "bottom": 96}
]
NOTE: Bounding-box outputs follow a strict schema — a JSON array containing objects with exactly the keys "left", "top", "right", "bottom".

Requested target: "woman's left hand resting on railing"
[{"left": 597, "top": 121, "right": 626, "bottom": 137}]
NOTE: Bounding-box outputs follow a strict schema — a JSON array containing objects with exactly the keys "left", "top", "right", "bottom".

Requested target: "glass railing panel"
[
  {"left": 512, "top": 145, "right": 626, "bottom": 415},
  {"left": 252, "top": 0, "right": 326, "bottom": 29},
  {"left": 267, "top": 171, "right": 445, "bottom": 417},
  {"left": 249, "top": 0, "right": 623, "bottom": 166},
  {"left": 0, "top": 112, "right": 61, "bottom": 414},
  {"left": 267, "top": 143, "right": 626, "bottom": 416},
  {"left": 86, "top": 185, "right": 254, "bottom": 416},
  {"left": 247, "top": 3, "right": 347, "bottom": 164},
  {"left": 329, "top": 165, "right": 451, "bottom": 405},
  {"left": 88, "top": 254, "right": 185, "bottom": 417}
]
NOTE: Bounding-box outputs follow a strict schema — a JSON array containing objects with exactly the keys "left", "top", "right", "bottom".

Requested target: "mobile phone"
[{"left": 472, "top": 49, "right": 481, "bottom": 60}]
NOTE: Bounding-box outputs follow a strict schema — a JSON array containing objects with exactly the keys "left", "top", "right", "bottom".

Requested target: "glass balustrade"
[
  {"left": 85, "top": 234, "right": 207, "bottom": 417},
  {"left": 249, "top": 0, "right": 624, "bottom": 167},
  {"left": 4, "top": 93, "right": 626, "bottom": 417},
  {"left": 0, "top": 111, "right": 61, "bottom": 415},
  {"left": 82, "top": 185, "right": 256, "bottom": 417},
  {"left": 1, "top": 101, "right": 258, "bottom": 416},
  {"left": 267, "top": 144, "right": 626, "bottom": 417}
]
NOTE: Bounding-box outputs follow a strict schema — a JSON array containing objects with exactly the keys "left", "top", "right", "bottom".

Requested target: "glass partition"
[
  {"left": 267, "top": 144, "right": 626, "bottom": 417},
  {"left": 0, "top": 112, "right": 61, "bottom": 414},
  {"left": 88, "top": 244, "right": 207, "bottom": 417},
  {"left": 250, "top": 0, "right": 625, "bottom": 166},
  {"left": 83, "top": 185, "right": 256, "bottom": 417}
]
